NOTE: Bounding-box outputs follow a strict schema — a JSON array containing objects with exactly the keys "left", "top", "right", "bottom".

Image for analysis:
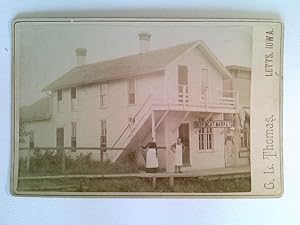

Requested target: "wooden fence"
[
  {"left": 19, "top": 146, "right": 125, "bottom": 176},
  {"left": 19, "top": 146, "right": 166, "bottom": 176}
]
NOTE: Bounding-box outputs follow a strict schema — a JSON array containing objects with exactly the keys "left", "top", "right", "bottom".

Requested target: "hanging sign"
[{"left": 194, "top": 120, "right": 232, "bottom": 128}]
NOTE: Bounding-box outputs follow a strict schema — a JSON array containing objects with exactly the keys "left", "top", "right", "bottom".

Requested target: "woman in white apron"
[
  {"left": 140, "top": 137, "right": 158, "bottom": 173},
  {"left": 171, "top": 137, "right": 185, "bottom": 173}
]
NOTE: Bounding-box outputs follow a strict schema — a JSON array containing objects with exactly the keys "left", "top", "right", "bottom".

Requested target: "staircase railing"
[{"left": 110, "top": 95, "right": 153, "bottom": 161}]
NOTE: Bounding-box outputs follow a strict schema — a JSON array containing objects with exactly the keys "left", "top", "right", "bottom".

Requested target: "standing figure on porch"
[
  {"left": 140, "top": 137, "right": 159, "bottom": 173},
  {"left": 225, "top": 127, "right": 235, "bottom": 167},
  {"left": 171, "top": 137, "right": 185, "bottom": 173}
]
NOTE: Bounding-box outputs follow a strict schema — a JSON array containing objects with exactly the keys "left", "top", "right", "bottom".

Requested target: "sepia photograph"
[{"left": 13, "top": 19, "right": 279, "bottom": 196}]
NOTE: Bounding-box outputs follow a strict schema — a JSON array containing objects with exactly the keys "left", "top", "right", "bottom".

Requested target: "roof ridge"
[{"left": 76, "top": 40, "right": 201, "bottom": 69}]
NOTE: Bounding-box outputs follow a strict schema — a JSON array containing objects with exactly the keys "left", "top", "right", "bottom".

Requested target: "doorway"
[
  {"left": 178, "top": 65, "right": 189, "bottom": 105},
  {"left": 178, "top": 122, "right": 190, "bottom": 166},
  {"left": 56, "top": 127, "right": 64, "bottom": 148}
]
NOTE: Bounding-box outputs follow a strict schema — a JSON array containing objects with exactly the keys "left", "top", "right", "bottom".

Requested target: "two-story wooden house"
[{"left": 21, "top": 33, "right": 247, "bottom": 172}]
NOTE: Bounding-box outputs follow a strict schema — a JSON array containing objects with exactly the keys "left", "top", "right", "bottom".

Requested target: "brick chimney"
[
  {"left": 75, "top": 48, "right": 87, "bottom": 66},
  {"left": 138, "top": 32, "right": 151, "bottom": 54}
]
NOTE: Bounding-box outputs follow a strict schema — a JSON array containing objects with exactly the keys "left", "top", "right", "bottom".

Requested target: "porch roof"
[{"left": 20, "top": 96, "right": 51, "bottom": 122}]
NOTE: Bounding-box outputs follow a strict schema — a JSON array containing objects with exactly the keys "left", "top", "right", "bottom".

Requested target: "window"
[
  {"left": 128, "top": 79, "right": 136, "bottom": 105},
  {"left": 71, "top": 87, "right": 76, "bottom": 99},
  {"left": 57, "top": 89, "right": 63, "bottom": 101},
  {"left": 70, "top": 87, "right": 77, "bottom": 111},
  {"left": 29, "top": 131, "right": 34, "bottom": 149},
  {"left": 57, "top": 89, "right": 63, "bottom": 112},
  {"left": 100, "top": 82, "right": 108, "bottom": 107},
  {"left": 100, "top": 120, "right": 107, "bottom": 151},
  {"left": 199, "top": 127, "right": 213, "bottom": 151},
  {"left": 71, "top": 122, "right": 77, "bottom": 150}
]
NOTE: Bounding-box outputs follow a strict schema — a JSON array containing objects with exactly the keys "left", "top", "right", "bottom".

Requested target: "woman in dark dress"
[{"left": 140, "top": 137, "right": 159, "bottom": 173}]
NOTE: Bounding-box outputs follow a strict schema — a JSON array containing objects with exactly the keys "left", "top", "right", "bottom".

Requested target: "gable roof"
[
  {"left": 44, "top": 40, "right": 232, "bottom": 91},
  {"left": 20, "top": 96, "right": 51, "bottom": 122}
]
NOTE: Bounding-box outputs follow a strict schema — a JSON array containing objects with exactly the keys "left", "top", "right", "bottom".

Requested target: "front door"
[
  {"left": 56, "top": 128, "right": 64, "bottom": 148},
  {"left": 178, "top": 123, "right": 190, "bottom": 166},
  {"left": 56, "top": 127, "right": 65, "bottom": 172},
  {"left": 178, "top": 65, "right": 189, "bottom": 105}
]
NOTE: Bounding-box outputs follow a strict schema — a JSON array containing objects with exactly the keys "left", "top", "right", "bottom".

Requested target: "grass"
[{"left": 17, "top": 176, "right": 251, "bottom": 193}]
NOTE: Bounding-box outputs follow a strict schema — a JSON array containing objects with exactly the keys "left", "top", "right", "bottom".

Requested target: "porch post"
[
  {"left": 165, "top": 118, "right": 169, "bottom": 171},
  {"left": 151, "top": 110, "right": 156, "bottom": 140}
]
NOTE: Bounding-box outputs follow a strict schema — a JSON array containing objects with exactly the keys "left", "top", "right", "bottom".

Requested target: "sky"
[{"left": 15, "top": 22, "right": 253, "bottom": 106}]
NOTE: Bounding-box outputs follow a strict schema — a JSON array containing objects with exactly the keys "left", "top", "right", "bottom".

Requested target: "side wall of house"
[{"left": 33, "top": 71, "right": 165, "bottom": 160}]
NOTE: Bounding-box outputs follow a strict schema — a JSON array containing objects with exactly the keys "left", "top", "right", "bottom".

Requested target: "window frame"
[
  {"left": 70, "top": 87, "right": 77, "bottom": 100},
  {"left": 57, "top": 89, "right": 63, "bottom": 102},
  {"left": 128, "top": 79, "right": 136, "bottom": 105},
  {"left": 100, "top": 82, "right": 108, "bottom": 108},
  {"left": 57, "top": 89, "right": 64, "bottom": 112},
  {"left": 198, "top": 126, "right": 214, "bottom": 152}
]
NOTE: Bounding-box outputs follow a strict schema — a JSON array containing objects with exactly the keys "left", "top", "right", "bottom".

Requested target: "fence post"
[
  {"left": 26, "top": 148, "right": 32, "bottom": 173},
  {"left": 100, "top": 147, "right": 104, "bottom": 176},
  {"left": 27, "top": 132, "right": 34, "bottom": 173}
]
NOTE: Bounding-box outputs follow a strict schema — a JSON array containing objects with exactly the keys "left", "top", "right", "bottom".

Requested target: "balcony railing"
[{"left": 152, "top": 85, "right": 239, "bottom": 111}]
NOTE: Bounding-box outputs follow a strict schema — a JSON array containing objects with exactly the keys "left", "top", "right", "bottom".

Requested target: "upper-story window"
[
  {"left": 128, "top": 79, "right": 136, "bottom": 105},
  {"left": 100, "top": 82, "right": 108, "bottom": 107},
  {"left": 70, "top": 87, "right": 77, "bottom": 111},
  {"left": 57, "top": 89, "right": 63, "bottom": 101},
  {"left": 57, "top": 89, "right": 63, "bottom": 112}
]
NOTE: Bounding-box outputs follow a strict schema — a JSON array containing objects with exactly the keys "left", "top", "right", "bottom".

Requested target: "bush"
[{"left": 19, "top": 150, "right": 139, "bottom": 176}]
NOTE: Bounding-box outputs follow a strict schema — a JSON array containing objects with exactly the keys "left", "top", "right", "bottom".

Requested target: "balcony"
[{"left": 151, "top": 85, "right": 239, "bottom": 113}]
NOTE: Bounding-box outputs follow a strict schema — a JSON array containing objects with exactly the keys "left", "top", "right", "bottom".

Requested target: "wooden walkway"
[
  {"left": 18, "top": 166, "right": 250, "bottom": 180},
  {"left": 18, "top": 166, "right": 250, "bottom": 190}
]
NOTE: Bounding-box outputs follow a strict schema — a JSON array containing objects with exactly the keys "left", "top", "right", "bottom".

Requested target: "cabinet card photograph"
[{"left": 12, "top": 19, "right": 283, "bottom": 196}]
